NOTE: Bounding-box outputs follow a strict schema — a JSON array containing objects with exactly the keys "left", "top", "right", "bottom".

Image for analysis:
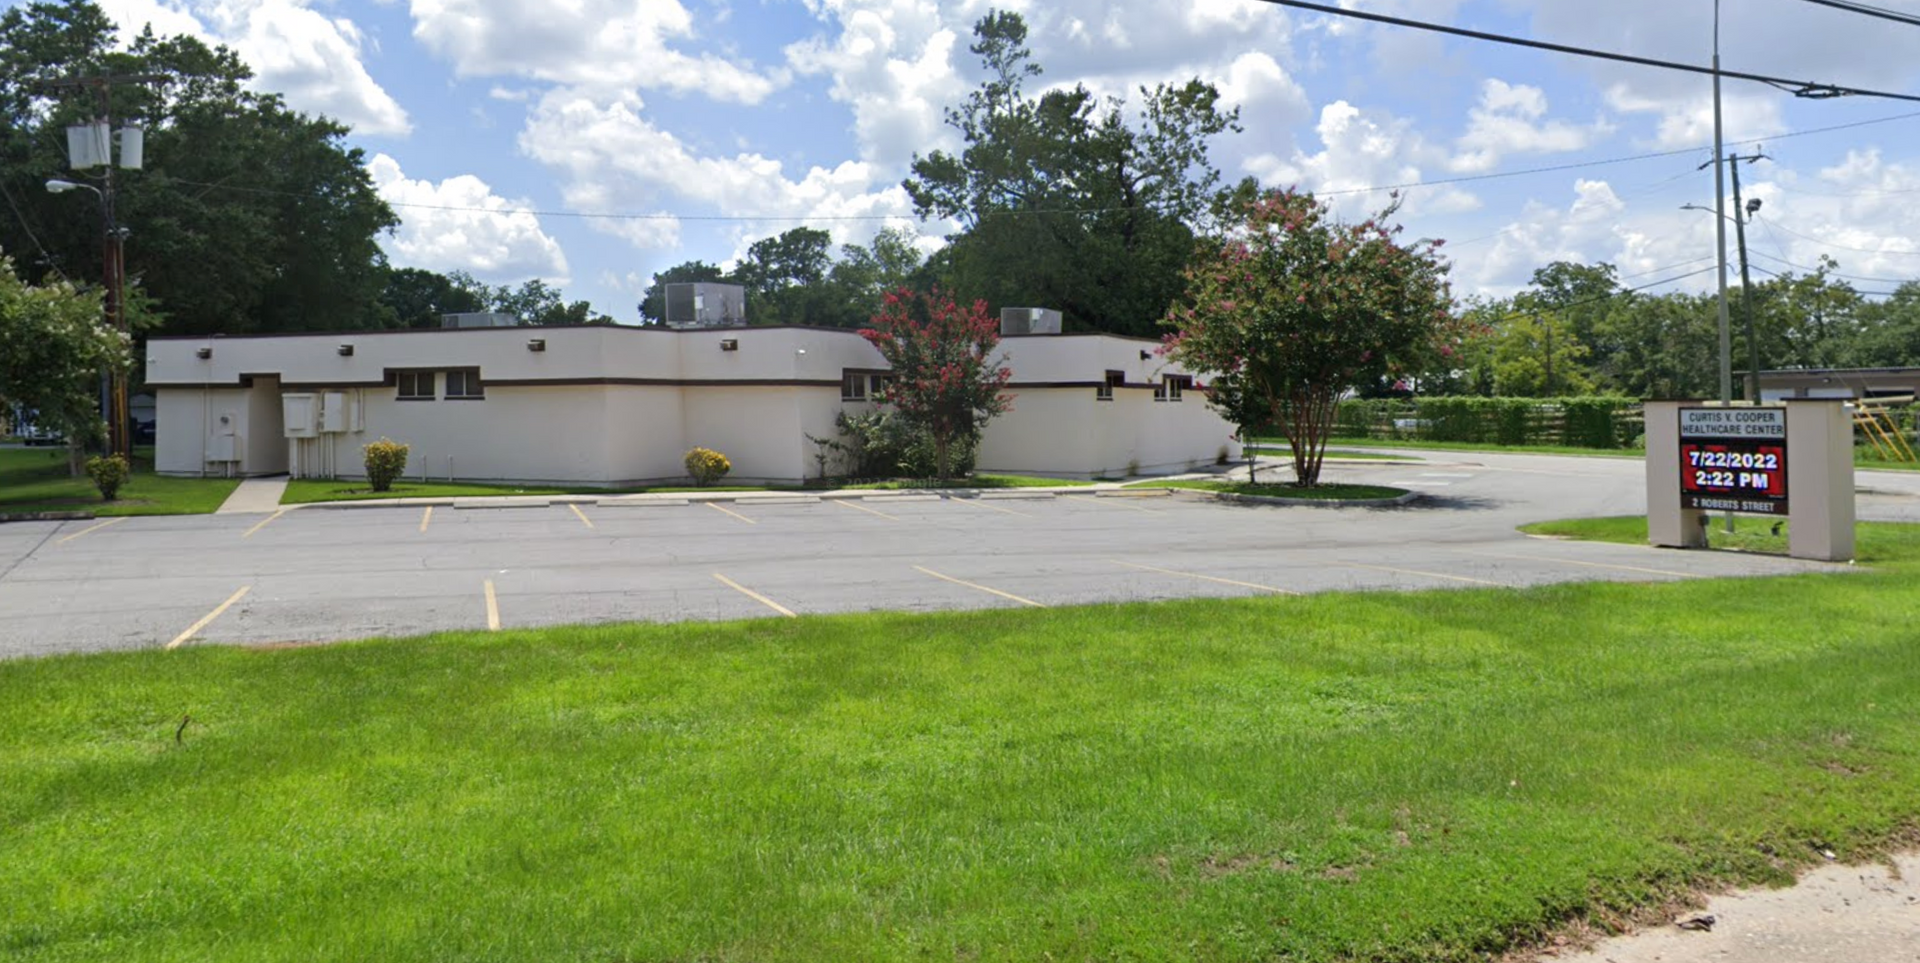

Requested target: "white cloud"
[
  {"left": 97, "top": 0, "right": 411, "bottom": 136},
  {"left": 1246, "top": 101, "right": 1480, "bottom": 217},
  {"left": 784, "top": 1, "right": 967, "bottom": 169},
  {"left": 409, "top": 0, "right": 786, "bottom": 103},
  {"left": 367, "top": 154, "right": 570, "bottom": 282},
  {"left": 1450, "top": 79, "right": 1610, "bottom": 173},
  {"left": 519, "top": 88, "right": 928, "bottom": 257}
]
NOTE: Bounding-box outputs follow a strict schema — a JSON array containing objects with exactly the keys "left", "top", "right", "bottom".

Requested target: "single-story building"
[
  {"left": 1758, "top": 366, "right": 1920, "bottom": 402},
  {"left": 143, "top": 324, "right": 1238, "bottom": 485}
]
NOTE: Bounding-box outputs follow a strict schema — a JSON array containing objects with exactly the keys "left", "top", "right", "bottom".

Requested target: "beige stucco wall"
[
  {"left": 146, "top": 326, "right": 1238, "bottom": 483},
  {"left": 154, "top": 381, "right": 286, "bottom": 477}
]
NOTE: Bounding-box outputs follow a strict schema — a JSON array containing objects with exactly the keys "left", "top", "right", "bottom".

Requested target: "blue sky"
[{"left": 73, "top": 0, "right": 1920, "bottom": 321}]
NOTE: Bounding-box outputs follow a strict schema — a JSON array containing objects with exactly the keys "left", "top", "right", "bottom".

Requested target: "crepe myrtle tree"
[
  {"left": 859, "top": 288, "right": 1013, "bottom": 481},
  {"left": 1163, "top": 189, "right": 1458, "bottom": 487}
]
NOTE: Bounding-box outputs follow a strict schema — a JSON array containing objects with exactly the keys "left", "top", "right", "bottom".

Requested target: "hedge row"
[{"left": 1328, "top": 397, "right": 1644, "bottom": 449}]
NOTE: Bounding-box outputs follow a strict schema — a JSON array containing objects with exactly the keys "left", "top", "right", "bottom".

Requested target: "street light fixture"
[{"left": 46, "top": 176, "right": 126, "bottom": 457}]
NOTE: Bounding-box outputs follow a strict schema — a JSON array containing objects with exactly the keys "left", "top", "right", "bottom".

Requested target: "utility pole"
[
  {"left": 1710, "top": 0, "right": 1733, "bottom": 412},
  {"left": 40, "top": 72, "right": 162, "bottom": 461},
  {"left": 1728, "top": 152, "right": 1767, "bottom": 402},
  {"left": 1542, "top": 315, "right": 1554, "bottom": 396}
]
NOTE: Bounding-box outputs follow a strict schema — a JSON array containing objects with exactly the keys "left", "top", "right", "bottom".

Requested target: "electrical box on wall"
[
  {"left": 320, "top": 392, "right": 347, "bottom": 433},
  {"left": 283, "top": 393, "right": 318, "bottom": 438}
]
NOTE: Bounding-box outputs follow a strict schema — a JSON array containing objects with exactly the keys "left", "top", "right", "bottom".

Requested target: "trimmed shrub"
[
  {"left": 85, "top": 454, "right": 130, "bottom": 501},
  {"left": 363, "top": 437, "right": 410, "bottom": 492},
  {"left": 685, "top": 447, "right": 732, "bottom": 486}
]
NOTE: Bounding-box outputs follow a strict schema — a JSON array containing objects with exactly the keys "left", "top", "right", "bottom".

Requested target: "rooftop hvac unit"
[
  {"left": 1000, "top": 307, "right": 1062, "bottom": 336},
  {"left": 663, "top": 282, "right": 747, "bottom": 329},
  {"left": 439, "top": 312, "right": 521, "bottom": 329}
]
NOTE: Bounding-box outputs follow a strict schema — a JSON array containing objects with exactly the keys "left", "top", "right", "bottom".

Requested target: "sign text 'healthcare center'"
[{"left": 1678, "top": 407, "right": 1788, "bottom": 515}]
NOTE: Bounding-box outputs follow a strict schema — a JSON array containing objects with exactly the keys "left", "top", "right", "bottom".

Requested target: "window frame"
[
  {"left": 841, "top": 370, "right": 869, "bottom": 402},
  {"left": 443, "top": 368, "right": 485, "bottom": 400},
  {"left": 1096, "top": 370, "right": 1124, "bottom": 402},
  {"left": 396, "top": 370, "right": 435, "bottom": 401}
]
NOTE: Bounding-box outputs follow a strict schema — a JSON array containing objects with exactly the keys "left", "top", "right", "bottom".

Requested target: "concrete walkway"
[
  {"left": 1551, "top": 851, "right": 1920, "bottom": 963},
  {"left": 214, "top": 475, "right": 289, "bottom": 514}
]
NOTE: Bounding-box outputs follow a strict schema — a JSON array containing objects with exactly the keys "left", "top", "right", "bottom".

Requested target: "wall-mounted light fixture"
[
  {"left": 720, "top": 339, "right": 739, "bottom": 352},
  {"left": 527, "top": 338, "right": 546, "bottom": 352},
  {"left": 337, "top": 344, "right": 354, "bottom": 357},
  {"left": 1139, "top": 350, "right": 1152, "bottom": 361},
  {"left": 196, "top": 346, "right": 213, "bottom": 360}
]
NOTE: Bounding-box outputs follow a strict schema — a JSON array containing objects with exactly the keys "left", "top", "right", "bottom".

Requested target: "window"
[
  {"left": 444, "top": 369, "right": 484, "bottom": 399},
  {"left": 1156, "top": 375, "right": 1192, "bottom": 403},
  {"left": 396, "top": 370, "right": 434, "bottom": 400},
  {"left": 1096, "top": 370, "right": 1124, "bottom": 401},
  {"left": 869, "top": 374, "right": 894, "bottom": 399},
  {"left": 842, "top": 370, "right": 868, "bottom": 402}
]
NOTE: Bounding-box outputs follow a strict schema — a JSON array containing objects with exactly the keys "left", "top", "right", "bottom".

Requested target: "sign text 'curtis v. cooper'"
[{"left": 1678, "top": 407, "right": 1788, "bottom": 515}]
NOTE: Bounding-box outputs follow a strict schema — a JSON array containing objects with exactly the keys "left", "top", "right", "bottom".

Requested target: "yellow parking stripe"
[
  {"left": 1458, "top": 549, "right": 1703, "bottom": 579},
  {"left": 569, "top": 503, "right": 595, "bottom": 529},
  {"left": 832, "top": 499, "right": 898, "bottom": 521},
  {"left": 419, "top": 506, "right": 433, "bottom": 533},
  {"left": 947, "top": 497, "right": 1032, "bottom": 517},
  {"left": 1112, "top": 560, "right": 1297, "bottom": 595},
  {"left": 1067, "top": 494, "right": 1163, "bottom": 513},
  {"left": 58, "top": 516, "right": 126, "bottom": 544},
  {"left": 913, "top": 565, "right": 1047, "bottom": 608},
  {"left": 483, "top": 579, "right": 500, "bottom": 631},
  {"left": 1334, "top": 560, "right": 1505, "bottom": 586},
  {"left": 242, "top": 509, "right": 288, "bottom": 538},
  {"left": 706, "top": 502, "right": 756, "bottom": 525},
  {"left": 167, "top": 586, "right": 251, "bottom": 650},
  {"left": 713, "top": 573, "right": 798, "bottom": 618}
]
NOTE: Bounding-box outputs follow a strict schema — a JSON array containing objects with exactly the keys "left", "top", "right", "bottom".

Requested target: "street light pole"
[
  {"left": 46, "top": 177, "right": 123, "bottom": 456},
  {"left": 1711, "top": 0, "right": 1733, "bottom": 409},
  {"left": 1729, "top": 156, "right": 1766, "bottom": 402},
  {"left": 1710, "top": 0, "right": 1735, "bottom": 535}
]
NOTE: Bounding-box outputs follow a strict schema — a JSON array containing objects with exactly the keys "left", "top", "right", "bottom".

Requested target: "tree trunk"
[
  {"left": 935, "top": 433, "right": 951, "bottom": 483},
  {"left": 1277, "top": 388, "right": 1338, "bottom": 487}
]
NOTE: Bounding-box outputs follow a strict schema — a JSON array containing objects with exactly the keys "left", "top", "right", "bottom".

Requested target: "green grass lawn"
[
  {"left": 0, "top": 447, "right": 239, "bottom": 516},
  {"left": 1521, "top": 515, "right": 1920, "bottom": 562},
  {"left": 839, "top": 473, "right": 1094, "bottom": 490},
  {"left": 15, "top": 531, "right": 1920, "bottom": 961},
  {"left": 1135, "top": 478, "right": 1410, "bottom": 501}
]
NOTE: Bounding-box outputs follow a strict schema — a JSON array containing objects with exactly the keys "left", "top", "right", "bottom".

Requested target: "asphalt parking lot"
[{"left": 5, "top": 450, "right": 1898, "bottom": 660}]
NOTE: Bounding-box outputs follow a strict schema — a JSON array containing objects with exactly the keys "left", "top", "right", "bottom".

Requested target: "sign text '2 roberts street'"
[{"left": 1678, "top": 407, "right": 1789, "bottom": 515}]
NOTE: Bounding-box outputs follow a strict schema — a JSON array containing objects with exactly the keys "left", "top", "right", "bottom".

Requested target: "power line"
[
  {"left": 1748, "top": 246, "right": 1920, "bottom": 283},
  {"left": 1253, "top": 0, "right": 1920, "bottom": 103},
  {"left": 133, "top": 105, "right": 1920, "bottom": 225},
  {"left": 1492, "top": 263, "right": 1720, "bottom": 322},
  {"left": 1790, "top": 0, "right": 1920, "bottom": 28},
  {"left": 0, "top": 176, "right": 69, "bottom": 283},
  {"left": 1749, "top": 261, "right": 1904, "bottom": 296},
  {"left": 1753, "top": 212, "right": 1920, "bottom": 256}
]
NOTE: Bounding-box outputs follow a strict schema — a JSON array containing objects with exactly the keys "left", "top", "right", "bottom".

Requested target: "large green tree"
[
  {"left": 0, "top": 0, "right": 396, "bottom": 335},
  {"left": 1164, "top": 191, "right": 1456, "bottom": 487},
  {"left": 0, "top": 250, "right": 123, "bottom": 450},
  {"left": 904, "top": 10, "right": 1241, "bottom": 336}
]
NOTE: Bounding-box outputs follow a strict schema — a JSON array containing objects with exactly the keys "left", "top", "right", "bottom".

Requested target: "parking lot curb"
[
  {"left": 0, "top": 510, "right": 96, "bottom": 523},
  {"left": 1161, "top": 488, "right": 1424, "bottom": 508}
]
